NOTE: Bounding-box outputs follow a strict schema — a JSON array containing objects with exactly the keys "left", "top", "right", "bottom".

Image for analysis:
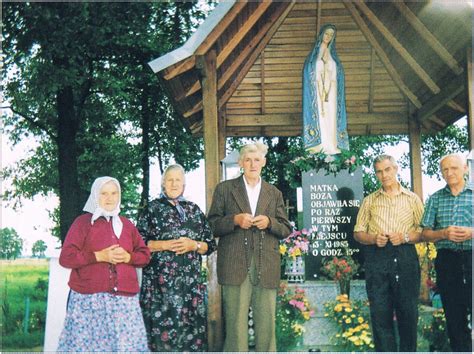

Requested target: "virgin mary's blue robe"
[{"left": 302, "top": 24, "right": 349, "bottom": 152}]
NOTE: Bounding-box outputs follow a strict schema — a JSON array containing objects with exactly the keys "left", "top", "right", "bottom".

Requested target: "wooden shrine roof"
[{"left": 149, "top": 0, "right": 472, "bottom": 137}]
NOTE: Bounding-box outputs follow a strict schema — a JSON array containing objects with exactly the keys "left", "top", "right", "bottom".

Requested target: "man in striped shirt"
[
  {"left": 421, "top": 153, "right": 473, "bottom": 352},
  {"left": 354, "top": 154, "right": 424, "bottom": 352}
]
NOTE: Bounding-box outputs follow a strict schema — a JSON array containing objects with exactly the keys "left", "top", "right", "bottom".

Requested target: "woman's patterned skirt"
[{"left": 57, "top": 290, "right": 149, "bottom": 352}]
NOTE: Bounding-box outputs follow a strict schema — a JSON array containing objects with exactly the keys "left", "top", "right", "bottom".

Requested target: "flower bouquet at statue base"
[
  {"left": 321, "top": 255, "right": 359, "bottom": 297},
  {"left": 279, "top": 224, "right": 313, "bottom": 283}
]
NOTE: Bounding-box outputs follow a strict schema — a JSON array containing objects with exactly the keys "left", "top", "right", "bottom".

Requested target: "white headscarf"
[{"left": 83, "top": 176, "right": 123, "bottom": 238}]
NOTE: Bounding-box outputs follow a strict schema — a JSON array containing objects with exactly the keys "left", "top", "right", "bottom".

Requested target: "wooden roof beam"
[
  {"left": 171, "top": 1, "right": 271, "bottom": 101},
  {"left": 176, "top": 81, "right": 201, "bottom": 102},
  {"left": 217, "top": 2, "right": 290, "bottom": 92},
  {"left": 226, "top": 112, "right": 403, "bottom": 126},
  {"left": 427, "top": 115, "right": 447, "bottom": 128},
  {"left": 219, "top": 1, "right": 296, "bottom": 110},
  {"left": 226, "top": 126, "right": 301, "bottom": 137},
  {"left": 353, "top": 1, "right": 440, "bottom": 94},
  {"left": 344, "top": 1, "right": 422, "bottom": 108},
  {"left": 163, "top": 57, "right": 196, "bottom": 81},
  {"left": 189, "top": 120, "right": 203, "bottom": 134},
  {"left": 392, "top": 1, "right": 463, "bottom": 75},
  {"left": 216, "top": 0, "right": 272, "bottom": 68},
  {"left": 447, "top": 100, "right": 465, "bottom": 113},
  {"left": 162, "top": 1, "right": 248, "bottom": 81},
  {"left": 183, "top": 101, "right": 203, "bottom": 118},
  {"left": 416, "top": 75, "right": 464, "bottom": 122},
  {"left": 419, "top": 119, "right": 433, "bottom": 131},
  {"left": 195, "top": 1, "right": 248, "bottom": 56}
]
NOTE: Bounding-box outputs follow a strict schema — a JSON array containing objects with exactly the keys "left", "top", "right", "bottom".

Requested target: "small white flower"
[{"left": 325, "top": 155, "right": 335, "bottom": 163}]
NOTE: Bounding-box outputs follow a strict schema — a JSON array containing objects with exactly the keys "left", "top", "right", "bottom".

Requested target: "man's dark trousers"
[
  {"left": 365, "top": 243, "right": 420, "bottom": 352},
  {"left": 435, "top": 249, "right": 472, "bottom": 352}
]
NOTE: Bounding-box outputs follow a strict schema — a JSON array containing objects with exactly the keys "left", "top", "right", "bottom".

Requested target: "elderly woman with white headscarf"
[
  {"left": 138, "top": 164, "right": 216, "bottom": 352},
  {"left": 57, "top": 176, "right": 150, "bottom": 352}
]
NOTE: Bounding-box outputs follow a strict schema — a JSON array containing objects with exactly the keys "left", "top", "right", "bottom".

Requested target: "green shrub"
[
  {"left": 32, "top": 278, "right": 48, "bottom": 301},
  {"left": 1, "top": 331, "right": 44, "bottom": 348},
  {"left": 1, "top": 260, "right": 48, "bottom": 350}
]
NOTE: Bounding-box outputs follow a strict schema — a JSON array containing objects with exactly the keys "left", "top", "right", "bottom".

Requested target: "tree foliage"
[
  {"left": 2, "top": 2, "right": 209, "bottom": 241},
  {"left": 405, "top": 122, "right": 468, "bottom": 180},
  {"left": 0, "top": 228, "right": 24, "bottom": 260},
  {"left": 32, "top": 240, "right": 47, "bottom": 258}
]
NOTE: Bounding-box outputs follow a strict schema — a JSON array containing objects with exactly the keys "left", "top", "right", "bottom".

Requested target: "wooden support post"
[
  {"left": 409, "top": 112, "right": 429, "bottom": 303},
  {"left": 467, "top": 47, "right": 473, "bottom": 153},
  {"left": 197, "top": 50, "right": 219, "bottom": 212},
  {"left": 408, "top": 117, "right": 423, "bottom": 199},
  {"left": 196, "top": 50, "right": 223, "bottom": 351}
]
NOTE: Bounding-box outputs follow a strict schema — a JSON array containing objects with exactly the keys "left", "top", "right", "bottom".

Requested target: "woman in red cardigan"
[{"left": 57, "top": 176, "right": 150, "bottom": 351}]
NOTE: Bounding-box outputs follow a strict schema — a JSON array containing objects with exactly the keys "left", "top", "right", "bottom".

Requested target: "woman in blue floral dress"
[{"left": 138, "top": 164, "right": 216, "bottom": 352}]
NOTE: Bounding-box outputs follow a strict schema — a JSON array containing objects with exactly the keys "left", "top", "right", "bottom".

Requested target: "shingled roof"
[{"left": 149, "top": 0, "right": 472, "bottom": 137}]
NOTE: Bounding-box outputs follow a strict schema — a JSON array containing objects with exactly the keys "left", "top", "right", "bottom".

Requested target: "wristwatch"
[
  {"left": 404, "top": 233, "right": 410, "bottom": 244},
  {"left": 195, "top": 241, "right": 201, "bottom": 251}
]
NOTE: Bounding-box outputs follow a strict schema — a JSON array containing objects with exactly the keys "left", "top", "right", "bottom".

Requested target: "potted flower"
[
  {"left": 279, "top": 225, "right": 313, "bottom": 282},
  {"left": 276, "top": 282, "right": 314, "bottom": 351},
  {"left": 321, "top": 256, "right": 359, "bottom": 297}
]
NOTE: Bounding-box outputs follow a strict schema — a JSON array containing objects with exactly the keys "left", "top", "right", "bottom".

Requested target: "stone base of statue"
[
  {"left": 288, "top": 280, "right": 366, "bottom": 349},
  {"left": 284, "top": 256, "right": 305, "bottom": 283},
  {"left": 288, "top": 280, "right": 437, "bottom": 351}
]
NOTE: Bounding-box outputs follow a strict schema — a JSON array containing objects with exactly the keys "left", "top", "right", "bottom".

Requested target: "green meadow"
[{"left": 1, "top": 259, "right": 49, "bottom": 351}]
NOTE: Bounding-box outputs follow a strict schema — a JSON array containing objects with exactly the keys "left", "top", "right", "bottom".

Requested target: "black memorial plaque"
[{"left": 302, "top": 167, "right": 364, "bottom": 280}]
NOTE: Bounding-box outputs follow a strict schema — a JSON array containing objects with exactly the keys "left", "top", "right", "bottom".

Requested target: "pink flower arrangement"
[
  {"left": 279, "top": 225, "right": 313, "bottom": 260},
  {"left": 289, "top": 299, "right": 306, "bottom": 312}
]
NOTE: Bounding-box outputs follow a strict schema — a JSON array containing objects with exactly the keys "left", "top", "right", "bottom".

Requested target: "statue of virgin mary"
[{"left": 302, "top": 24, "right": 349, "bottom": 155}]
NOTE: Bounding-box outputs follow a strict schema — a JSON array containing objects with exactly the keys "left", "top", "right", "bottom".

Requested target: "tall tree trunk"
[
  {"left": 57, "top": 86, "right": 82, "bottom": 244},
  {"left": 139, "top": 86, "right": 151, "bottom": 216}
]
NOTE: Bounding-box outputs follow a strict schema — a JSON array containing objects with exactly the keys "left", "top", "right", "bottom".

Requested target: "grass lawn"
[{"left": 1, "top": 258, "right": 49, "bottom": 351}]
